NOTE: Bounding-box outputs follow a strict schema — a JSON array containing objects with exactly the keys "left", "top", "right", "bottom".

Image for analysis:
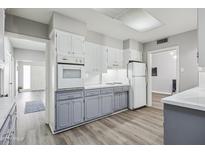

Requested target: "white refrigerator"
[{"left": 128, "top": 61, "right": 147, "bottom": 110}]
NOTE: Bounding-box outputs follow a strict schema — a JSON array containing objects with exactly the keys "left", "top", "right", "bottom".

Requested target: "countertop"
[
  {"left": 84, "top": 83, "right": 129, "bottom": 90},
  {"left": 0, "top": 97, "right": 15, "bottom": 129},
  {"left": 162, "top": 87, "right": 205, "bottom": 111}
]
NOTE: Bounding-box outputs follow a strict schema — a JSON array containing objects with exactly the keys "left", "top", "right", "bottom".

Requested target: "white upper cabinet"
[
  {"left": 72, "top": 35, "right": 84, "bottom": 55},
  {"left": 198, "top": 9, "right": 205, "bottom": 67},
  {"left": 85, "top": 42, "right": 107, "bottom": 73},
  {"left": 107, "top": 47, "right": 123, "bottom": 69},
  {"left": 0, "top": 9, "right": 4, "bottom": 63},
  {"left": 56, "top": 30, "right": 84, "bottom": 56},
  {"left": 56, "top": 31, "right": 72, "bottom": 55}
]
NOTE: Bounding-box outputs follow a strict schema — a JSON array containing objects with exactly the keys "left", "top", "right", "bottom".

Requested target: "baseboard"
[{"left": 152, "top": 91, "right": 171, "bottom": 95}]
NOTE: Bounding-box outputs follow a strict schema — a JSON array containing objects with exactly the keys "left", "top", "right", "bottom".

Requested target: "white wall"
[
  {"left": 143, "top": 30, "right": 198, "bottom": 92},
  {"left": 17, "top": 61, "right": 45, "bottom": 91},
  {"left": 14, "top": 48, "right": 45, "bottom": 62},
  {"left": 14, "top": 48, "right": 46, "bottom": 91},
  {"left": 31, "top": 65, "right": 45, "bottom": 91},
  {"left": 152, "top": 50, "right": 177, "bottom": 94}
]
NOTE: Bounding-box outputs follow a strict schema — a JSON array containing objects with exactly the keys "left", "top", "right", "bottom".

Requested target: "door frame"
[
  {"left": 146, "top": 46, "right": 180, "bottom": 107},
  {"left": 5, "top": 32, "right": 49, "bottom": 123}
]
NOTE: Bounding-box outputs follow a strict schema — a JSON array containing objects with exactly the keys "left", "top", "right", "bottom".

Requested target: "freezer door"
[
  {"left": 130, "top": 77, "right": 146, "bottom": 109},
  {"left": 132, "top": 63, "right": 146, "bottom": 77}
]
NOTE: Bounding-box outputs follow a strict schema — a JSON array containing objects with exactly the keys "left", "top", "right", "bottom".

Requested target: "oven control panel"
[{"left": 57, "top": 55, "right": 84, "bottom": 65}]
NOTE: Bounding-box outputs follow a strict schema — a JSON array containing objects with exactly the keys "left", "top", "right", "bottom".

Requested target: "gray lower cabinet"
[
  {"left": 120, "top": 92, "right": 128, "bottom": 109},
  {"left": 72, "top": 99, "right": 84, "bottom": 125},
  {"left": 101, "top": 94, "right": 113, "bottom": 116},
  {"left": 114, "top": 92, "right": 128, "bottom": 111},
  {"left": 114, "top": 93, "right": 121, "bottom": 111},
  {"left": 85, "top": 96, "right": 101, "bottom": 121},
  {"left": 56, "top": 98, "right": 84, "bottom": 130},
  {"left": 56, "top": 100, "right": 73, "bottom": 130}
]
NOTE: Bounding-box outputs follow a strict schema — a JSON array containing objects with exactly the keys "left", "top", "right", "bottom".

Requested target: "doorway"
[
  {"left": 23, "top": 65, "right": 31, "bottom": 90},
  {"left": 147, "top": 46, "right": 180, "bottom": 109}
]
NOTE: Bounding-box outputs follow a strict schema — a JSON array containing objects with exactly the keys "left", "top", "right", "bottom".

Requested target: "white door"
[
  {"left": 132, "top": 63, "right": 146, "bottom": 77},
  {"left": 56, "top": 31, "right": 72, "bottom": 55},
  {"left": 133, "top": 77, "right": 146, "bottom": 108},
  {"left": 72, "top": 35, "right": 84, "bottom": 55}
]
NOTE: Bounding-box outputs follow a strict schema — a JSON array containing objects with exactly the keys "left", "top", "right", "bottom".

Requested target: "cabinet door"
[
  {"left": 120, "top": 92, "right": 128, "bottom": 109},
  {"left": 72, "top": 99, "right": 84, "bottom": 125},
  {"left": 56, "top": 100, "right": 72, "bottom": 130},
  {"left": 117, "top": 50, "right": 123, "bottom": 68},
  {"left": 56, "top": 31, "right": 72, "bottom": 55},
  {"left": 85, "top": 96, "right": 101, "bottom": 121},
  {"left": 114, "top": 93, "right": 121, "bottom": 111},
  {"left": 101, "top": 46, "right": 108, "bottom": 73},
  {"left": 85, "top": 42, "right": 96, "bottom": 73},
  {"left": 101, "top": 94, "right": 113, "bottom": 116},
  {"left": 72, "top": 35, "right": 84, "bottom": 55},
  {"left": 0, "top": 9, "right": 4, "bottom": 62},
  {"left": 107, "top": 48, "right": 115, "bottom": 68}
]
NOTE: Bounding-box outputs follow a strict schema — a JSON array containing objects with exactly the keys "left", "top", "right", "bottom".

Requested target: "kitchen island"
[{"left": 162, "top": 87, "right": 205, "bottom": 145}]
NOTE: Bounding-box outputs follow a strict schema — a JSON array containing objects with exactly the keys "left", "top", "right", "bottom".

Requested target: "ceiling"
[
  {"left": 6, "top": 8, "right": 197, "bottom": 43},
  {"left": 9, "top": 37, "right": 46, "bottom": 51}
]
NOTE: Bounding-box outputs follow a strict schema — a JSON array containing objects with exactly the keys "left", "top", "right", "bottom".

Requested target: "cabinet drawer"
[
  {"left": 85, "top": 89, "right": 100, "bottom": 97},
  {"left": 100, "top": 88, "right": 113, "bottom": 94},
  {"left": 56, "top": 91, "right": 83, "bottom": 101},
  {"left": 122, "top": 86, "right": 129, "bottom": 92},
  {"left": 114, "top": 87, "right": 123, "bottom": 93}
]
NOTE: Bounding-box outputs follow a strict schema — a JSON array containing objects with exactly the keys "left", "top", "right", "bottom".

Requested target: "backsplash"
[
  {"left": 102, "top": 69, "right": 129, "bottom": 84},
  {"left": 84, "top": 69, "right": 129, "bottom": 85}
]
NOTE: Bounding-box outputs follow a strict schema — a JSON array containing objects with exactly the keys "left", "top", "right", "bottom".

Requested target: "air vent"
[{"left": 157, "top": 38, "right": 168, "bottom": 44}]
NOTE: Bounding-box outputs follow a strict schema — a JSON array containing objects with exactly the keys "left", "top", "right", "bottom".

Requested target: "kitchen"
[{"left": 0, "top": 7, "right": 204, "bottom": 146}]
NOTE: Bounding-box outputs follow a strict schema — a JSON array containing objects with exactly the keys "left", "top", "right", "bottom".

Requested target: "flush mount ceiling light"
[
  {"left": 93, "top": 8, "right": 163, "bottom": 32},
  {"left": 118, "top": 9, "right": 162, "bottom": 32}
]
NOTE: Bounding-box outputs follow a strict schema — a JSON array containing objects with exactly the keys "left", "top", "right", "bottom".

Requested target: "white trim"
[
  {"left": 5, "top": 32, "right": 49, "bottom": 43},
  {"left": 147, "top": 46, "right": 180, "bottom": 107},
  {"left": 152, "top": 91, "right": 171, "bottom": 95},
  {"left": 6, "top": 32, "right": 49, "bottom": 124}
]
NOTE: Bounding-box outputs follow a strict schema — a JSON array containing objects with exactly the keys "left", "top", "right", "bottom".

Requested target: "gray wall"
[
  {"left": 123, "top": 39, "right": 143, "bottom": 51},
  {"left": 50, "top": 12, "right": 87, "bottom": 36},
  {"left": 5, "top": 14, "right": 48, "bottom": 39},
  {"left": 143, "top": 30, "right": 198, "bottom": 92},
  {"left": 86, "top": 30, "right": 123, "bottom": 49}
]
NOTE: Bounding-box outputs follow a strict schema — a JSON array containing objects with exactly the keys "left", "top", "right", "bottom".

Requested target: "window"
[
  {"left": 63, "top": 69, "right": 81, "bottom": 79},
  {"left": 23, "top": 65, "right": 31, "bottom": 89}
]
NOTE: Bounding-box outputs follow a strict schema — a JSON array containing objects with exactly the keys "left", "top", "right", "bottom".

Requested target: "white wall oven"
[{"left": 57, "top": 56, "right": 85, "bottom": 89}]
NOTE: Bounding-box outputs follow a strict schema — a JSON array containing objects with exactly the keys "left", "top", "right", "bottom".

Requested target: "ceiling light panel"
[
  {"left": 118, "top": 9, "right": 162, "bottom": 32},
  {"left": 93, "top": 8, "right": 130, "bottom": 19}
]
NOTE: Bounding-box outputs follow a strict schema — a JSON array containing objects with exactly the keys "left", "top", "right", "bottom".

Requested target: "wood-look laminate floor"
[
  {"left": 152, "top": 92, "right": 170, "bottom": 110},
  {"left": 16, "top": 91, "right": 163, "bottom": 145}
]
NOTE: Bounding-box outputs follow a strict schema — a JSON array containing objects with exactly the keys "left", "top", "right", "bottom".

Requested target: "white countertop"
[
  {"left": 0, "top": 97, "right": 15, "bottom": 129},
  {"left": 162, "top": 87, "right": 205, "bottom": 111},
  {"left": 84, "top": 83, "right": 129, "bottom": 90}
]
